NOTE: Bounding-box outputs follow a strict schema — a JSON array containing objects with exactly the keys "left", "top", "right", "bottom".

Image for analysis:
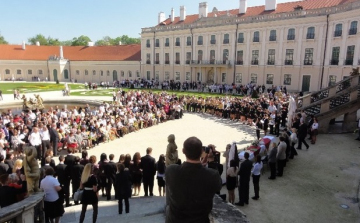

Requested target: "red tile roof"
[
  {"left": 158, "top": 0, "right": 356, "bottom": 26},
  {"left": 0, "top": 44, "right": 141, "bottom": 61}
]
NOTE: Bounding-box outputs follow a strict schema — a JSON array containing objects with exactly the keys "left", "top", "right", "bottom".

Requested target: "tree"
[
  {"left": 60, "top": 40, "right": 73, "bottom": 46},
  {"left": 350, "top": 67, "right": 359, "bottom": 76},
  {"left": 0, "top": 33, "right": 8, "bottom": 44},
  {"left": 114, "top": 35, "right": 140, "bottom": 45},
  {"left": 71, "top": 35, "right": 92, "bottom": 46},
  {"left": 28, "top": 34, "right": 48, "bottom": 45},
  {"left": 95, "top": 36, "right": 113, "bottom": 46},
  {"left": 47, "top": 37, "right": 61, "bottom": 46}
]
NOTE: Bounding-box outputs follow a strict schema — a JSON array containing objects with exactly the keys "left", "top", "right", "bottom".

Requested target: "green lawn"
[
  {"left": 0, "top": 83, "right": 84, "bottom": 94},
  {"left": 70, "top": 88, "right": 242, "bottom": 98}
]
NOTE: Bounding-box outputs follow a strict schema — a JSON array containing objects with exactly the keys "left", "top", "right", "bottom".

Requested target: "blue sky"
[{"left": 0, "top": 0, "right": 298, "bottom": 44}]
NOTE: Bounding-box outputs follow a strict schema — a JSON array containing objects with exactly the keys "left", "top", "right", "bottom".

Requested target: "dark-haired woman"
[
  {"left": 156, "top": 154, "right": 166, "bottom": 196},
  {"left": 130, "top": 152, "right": 142, "bottom": 196},
  {"left": 115, "top": 163, "right": 132, "bottom": 214},
  {"left": 226, "top": 159, "right": 239, "bottom": 204},
  {"left": 251, "top": 155, "right": 263, "bottom": 200}
]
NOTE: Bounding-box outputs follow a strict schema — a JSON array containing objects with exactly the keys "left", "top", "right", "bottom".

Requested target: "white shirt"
[
  {"left": 252, "top": 162, "right": 263, "bottom": 176},
  {"left": 40, "top": 129, "right": 50, "bottom": 141},
  {"left": 29, "top": 132, "right": 42, "bottom": 146},
  {"left": 40, "top": 176, "right": 60, "bottom": 202},
  {"left": 312, "top": 123, "right": 319, "bottom": 130}
]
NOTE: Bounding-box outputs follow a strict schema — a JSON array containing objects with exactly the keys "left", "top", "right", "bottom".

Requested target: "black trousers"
[
  {"left": 269, "top": 162, "right": 276, "bottom": 179},
  {"left": 256, "top": 129, "right": 260, "bottom": 140},
  {"left": 51, "top": 140, "right": 58, "bottom": 156},
  {"left": 252, "top": 175, "right": 260, "bottom": 198},
  {"left": 289, "top": 142, "right": 298, "bottom": 159},
  {"left": 79, "top": 203, "right": 98, "bottom": 223},
  {"left": 143, "top": 177, "right": 154, "bottom": 196},
  {"left": 269, "top": 125, "right": 274, "bottom": 134},
  {"left": 42, "top": 140, "right": 51, "bottom": 155},
  {"left": 297, "top": 136, "right": 309, "bottom": 150},
  {"left": 274, "top": 124, "right": 280, "bottom": 136},
  {"left": 106, "top": 180, "right": 115, "bottom": 200},
  {"left": 33, "top": 145, "right": 42, "bottom": 160},
  {"left": 277, "top": 159, "right": 286, "bottom": 176},
  {"left": 238, "top": 179, "right": 250, "bottom": 205},
  {"left": 72, "top": 180, "right": 81, "bottom": 204},
  {"left": 118, "top": 197, "right": 129, "bottom": 214}
]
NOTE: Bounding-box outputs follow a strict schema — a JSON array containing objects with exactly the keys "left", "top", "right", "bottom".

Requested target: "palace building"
[{"left": 140, "top": 0, "right": 360, "bottom": 92}]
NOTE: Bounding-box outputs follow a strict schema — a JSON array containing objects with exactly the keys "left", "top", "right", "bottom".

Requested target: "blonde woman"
[{"left": 79, "top": 163, "right": 99, "bottom": 223}]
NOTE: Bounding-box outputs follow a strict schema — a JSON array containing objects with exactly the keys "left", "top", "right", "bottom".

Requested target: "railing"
[
  {"left": 330, "top": 59, "right": 339, "bottom": 65},
  {"left": 175, "top": 42, "right": 180, "bottom": 46},
  {"left": 191, "top": 60, "right": 233, "bottom": 65},
  {"left": 142, "top": 1, "right": 360, "bottom": 33},
  {"left": 223, "top": 39, "right": 230, "bottom": 44},
  {"left": 268, "top": 60, "right": 275, "bottom": 65},
  {"left": 237, "top": 60, "right": 243, "bottom": 65},
  {"left": 306, "top": 33, "right": 315, "bottom": 39},
  {"left": 349, "top": 28, "right": 357, "bottom": 35},
  {"left": 253, "top": 37, "right": 260, "bottom": 42},
  {"left": 146, "top": 43, "right": 150, "bottom": 48},
  {"left": 344, "top": 59, "right": 353, "bottom": 65},
  {"left": 334, "top": 30, "right": 342, "bottom": 37},
  {"left": 285, "top": 60, "right": 293, "bottom": 65},
  {"left": 269, "top": 36, "right": 276, "bottom": 41},
  {"left": 175, "top": 60, "right": 180, "bottom": 64},
  {"left": 304, "top": 60, "right": 313, "bottom": 65},
  {"left": 186, "top": 41, "right": 191, "bottom": 46},
  {"left": 0, "top": 192, "right": 45, "bottom": 223},
  {"left": 165, "top": 42, "right": 169, "bottom": 47},
  {"left": 251, "top": 60, "right": 259, "bottom": 65}
]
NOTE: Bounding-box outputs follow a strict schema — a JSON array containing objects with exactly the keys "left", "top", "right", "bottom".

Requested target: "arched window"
[
  {"left": 121, "top": 71, "right": 124, "bottom": 77},
  {"left": 198, "top": 36, "right": 203, "bottom": 45},
  {"left": 253, "top": 31, "right": 260, "bottom": 42},
  {"left": 17, "top": 69, "right": 22, "bottom": 75},
  {"left": 349, "top": 21, "right": 358, "bottom": 35},
  {"left": 128, "top": 71, "right": 132, "bottom": 78},
  {"left": 287, "top": 28, "right": 295, "bottom": 40},
  {"left": 100, "top": 70, "right": 104, "bottom": 76},
  {"left": 112, "top": 70, "right": 118, "bottom": 81},
  {"left": 107, "top": 70, "right": 110, "bottom": 76},
  {"left": 92, "top": 70, "right": 96, "bottom": 75},
  {"left": 84, "top": 70, "right": 88, "bottom": 75},
  {"left": 334, "top": 24, "right": 342, "bottom": 37},
  {"left": 5, "top": 69, "right": 10, "bottom": 75},
  {"left": 307, "top": 27, "right": 315, "bottom": 39},
  {"left": 64, "top": 69, "right": 69, "bottom": 79}
]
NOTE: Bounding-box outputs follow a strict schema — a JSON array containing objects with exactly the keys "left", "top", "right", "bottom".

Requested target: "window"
[
  {"left": 175, "top": 72, "right": 180, "bottom": 81},
  {"left": 76, "top": 70, "right": 80, "bottom": 75},
  {"left": 121, "top": 71, "right": 124, "bottom": 77},
  {"left": 64, "top": 69, "right": 69, "bottom": 79},
  {"left": 235, "top": 73, "right": 242, "bottom": 83},
  {"left": 27, "top": 69, "right": 32, "bottom": 75},
  {"left": 136, "top": 71, "right": 140, "bottom": 78},
  {"left": 175, "top": 52, "right": 180, "bottom": 64},
  {"left": 266, "top": 74, "right": 274, "bottom": 84},
  {"left": 287, "top": 28, "right": 295, "bottom": 40},
  {"left": 238, "top": 33, "right": 244, "bottom": 43},
  {"left": 17, "top": 69, "right": 21, "bottom": 75},
  {"left": 210, "top": 35, "right": 216, "bottom": 44},
  {"left": 269, "top": 30, "right": 276, "bottom": 41},
  {"left": 187, "top": 36, "right": 191, "bottom": 46},
  {"left": 186, "top": 52, "right": 191, "bottom": 64},
  {"left": 349, "top": 21, "right": 358, "bottom": 35},
  {"left": 268, "top": 49, "right": 275, "bottom": 65},
  {"left": 307, "top": 27, "right": 315, "bottom": 39},
  {"left": 251, "top": 50, "right": 259, "bottom": 65},
  {"left": 155, "top": 39, "right": 160, "bottom": 47},
  {"left": 146, "top": 71, "right": 151, "bottom": 80},
  {"left": 251, "top": 73, "right": 257, "bottom": 83},
  {"left": 146, "top": 39, "right": 150, "bottom": 48},
  {"left": 198, "top": 50, "right": 203, "bottom": 63},
  {"left": 285, "top": 49, "right": 294, "bottom": 65},
  {"left": 128, "top": 71, "right": 132, "bottom": 78},
  {"left": 345, "top": 45, "right": 355, "bottom": 65},
  {"left": 155, "top": 71, "right": 159, "bottom": 81},
  {"left": 146, "top": 53, "right": 151, "bottom": 64},
  {"left": 107, "top": 71, "right": 110, "bottom": 76},
  {"left": 223, "top": 34, "right": 229, "bottom": 44},
  {"left": 331, "top": 47, "right": 340, "bottom": 65},
  {"left": 210, "top": 50, "right": 215, "bottom": 64},
  {"left": 328, "top": 75, "right": 337, "bottom": 86},
  {"left": 221, "top": 73, "right": 226, "bottom": 82},
  {"left": 223, "top": 49, "right": 229, "bottom": 64},
  {"left": 155, "top": 53, "right": 159, "bottom": 64},
  {"left": 100, "top": 70, "right": 104, "bottom": 76},
  {"left": 304, "top": 48, "right": 313, "bottom": 65},
  {"left": 165, "top": 38, "right": 170, "bottom": 47},
  {"left": 284, "top": 74, "right": 292, "bottom": 85},
  {"left": 334, "top": 24, "right": 342, "bottom": 37},
  {"left": 93, "top": 70, "right": 96, "bottom": 75},
  {"left": 253, "top": 31, "right": 260, "bottom": 42},
  {"left": 186, "top": 72, "right": 191, "bottom": 81},
  {"left": 38, "top": 70, "right": 43, "bottom": 75},
  {"left": 175, "top": 37, "right": 180, "bottom": 46},
  {"left": 197, "top": 72, "right": 202, "bottom": 82},
  {"left": 5, "top": 69, "right": 10, "bottom": 75},
  {"left": 165, "top": 53, "right": 170, "bottom": 64},
  {"left": 85, "top": 70, "right": 88, "bottom": 75},
  {"left": 237, "top": 50, "right": 243, "bottom": 65},
  {"left": 165, "top": 72, "right": 170, "bottom": 81},
  {"left": 197, "top": 36, "right": 203, "bottom": 45}
]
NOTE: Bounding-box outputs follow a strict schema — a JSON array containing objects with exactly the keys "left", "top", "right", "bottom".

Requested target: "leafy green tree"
[
  {"left": 47, "top": 37, "right": 61, "bottom": 46},
  {"left": 115, "top": 35, "right": 140, "bottom": 45},
  {"left": 95, "top": 36, "right": 113, "bottom": 46},
  {"left": 0, "top": 33, "right": 8, "bottom": 44},
  {"left": 28, "top": 34, "right": 48, "bottom": 45},
  {"left": 60, "top": 40, "right": 73, "bottom": 46},
  {"left": 71, "top": 35, "right": 92, "bottom": 46}
]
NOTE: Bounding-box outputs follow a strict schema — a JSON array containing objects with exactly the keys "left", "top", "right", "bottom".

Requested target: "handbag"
[{"left": 74, "top": 189, "right": 83, "bottom": 202}]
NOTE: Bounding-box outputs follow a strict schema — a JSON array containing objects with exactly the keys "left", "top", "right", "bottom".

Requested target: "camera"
[{"left": 202, "top": 146, "right": 210, "bottom": 154}]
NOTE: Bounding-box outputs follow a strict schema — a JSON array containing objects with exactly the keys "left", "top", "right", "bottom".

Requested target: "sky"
[{"left": 0, "top": 0, "right": 299, "bottom": 44}]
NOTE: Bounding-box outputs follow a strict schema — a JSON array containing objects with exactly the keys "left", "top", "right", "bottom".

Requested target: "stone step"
[{"left": 62, "top": 196, "right": 166, "bottom": 223}]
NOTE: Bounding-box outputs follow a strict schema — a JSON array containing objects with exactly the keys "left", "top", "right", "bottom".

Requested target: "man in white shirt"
[
  {"left": 29, "top": 127, "right": 42, "bottom": 159},
  {"left": 40, "top": 126, "right": 51, "bottom": 154}
]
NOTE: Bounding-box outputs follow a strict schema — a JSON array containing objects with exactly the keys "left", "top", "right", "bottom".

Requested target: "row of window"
[
  {"left": 146, "top": 21, "right": 358, "bottom": 48},
  {"left": 4, "top": 69, "right": 43, "bottom": 75}
]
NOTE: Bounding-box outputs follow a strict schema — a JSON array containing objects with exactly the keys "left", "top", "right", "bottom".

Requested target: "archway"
[{"left": 53, "top": 69, "right": 58, "bottom": 82}]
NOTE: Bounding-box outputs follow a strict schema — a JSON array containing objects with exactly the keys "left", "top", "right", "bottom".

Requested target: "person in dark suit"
[
  {"left": 4, "top": 153, "right": 14, "bottom": 171},
  {"left": 115, "top": 163, "right": 132, "bottom": 214},
  {"left": 49, "top": 123, "right": 59, "bottom": 156},
  {"left": 235, "top": 152, "right": 252, "bottom": 206},
  {"left": 70, "top": 156, "right": 84, "bottom": 205},
  {"left": 105, "top": 154, "right": 117, "bottom": 200},
  {"left": 64, "top": 149, "right": 76, "bottom": 205},
  {"left": 0, "top": 155, "right": 10, "bottom": 175},
  {"left": 297, "top": 121, "right": 309, "bottom": 150},
  {"left": 268, "top": 143, "right": 278, "bottom": 180},
  {"left": 140, "top": 147, "right": 156, "bottom": 196},
  {"left": 40, "top": 157, "right": 55, "bottom": 179},
  {"left": 55, "top": 155, "right": 70, "bottom": 207}
]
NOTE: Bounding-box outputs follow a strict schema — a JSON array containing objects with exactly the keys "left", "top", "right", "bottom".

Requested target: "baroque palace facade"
[
  {"left": 0, "top": 0, "right": 359, "bottom": 92},
  {"left": 141, "top": 0, "right": 360, "bottom": 92}
]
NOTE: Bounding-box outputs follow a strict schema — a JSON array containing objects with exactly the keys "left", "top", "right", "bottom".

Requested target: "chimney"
[
  {"left": 239, "top": 0, "right": 247, "bottom": 14},
  {"left": 36, "top": 41, "right": 40, "bottom": 46},
  {"left": 199, "top": 2, "right": 208, "bottom": 18},
  {"left": 180, "top": 6, "right": 186, "bottom": 21},
  {"left": 22, "top": 41, "right": 26, "bottom": 50},
  {"left": 265, "top": 0, "right": 277, "bottom": 11},
  {"left": 59, "top": 46, "right": 63, "bottom": 59},
  {"left": 87, "top": 42, "right": 94, "bottom": 47},
  {"left": 171, "top": 8, "right": 175, "bottom": 22},
  {"left": 119, "top": 41, "right": 122, "bottom": 45},
  {"left": 158, "top": 12, "right": 166, "bottom": 24}
]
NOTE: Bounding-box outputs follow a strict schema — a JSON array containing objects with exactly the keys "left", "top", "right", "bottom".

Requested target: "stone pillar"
[
  {"left": 342, "top": 111, "right": 358, "bottom": 132},
  {"left": 318, "top": 117, "right": 331, "bottom": 134}
]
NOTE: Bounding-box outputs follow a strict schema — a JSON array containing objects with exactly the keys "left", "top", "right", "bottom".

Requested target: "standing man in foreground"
[
  {"left": 236, "top": 152, "right": 252, "bottom": 206},
  {"left": 165, "top": 137, "right": 222, "bottom": 223},
  {"left": 141, "top": 147, "right": 156, "bottom": 196}
]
